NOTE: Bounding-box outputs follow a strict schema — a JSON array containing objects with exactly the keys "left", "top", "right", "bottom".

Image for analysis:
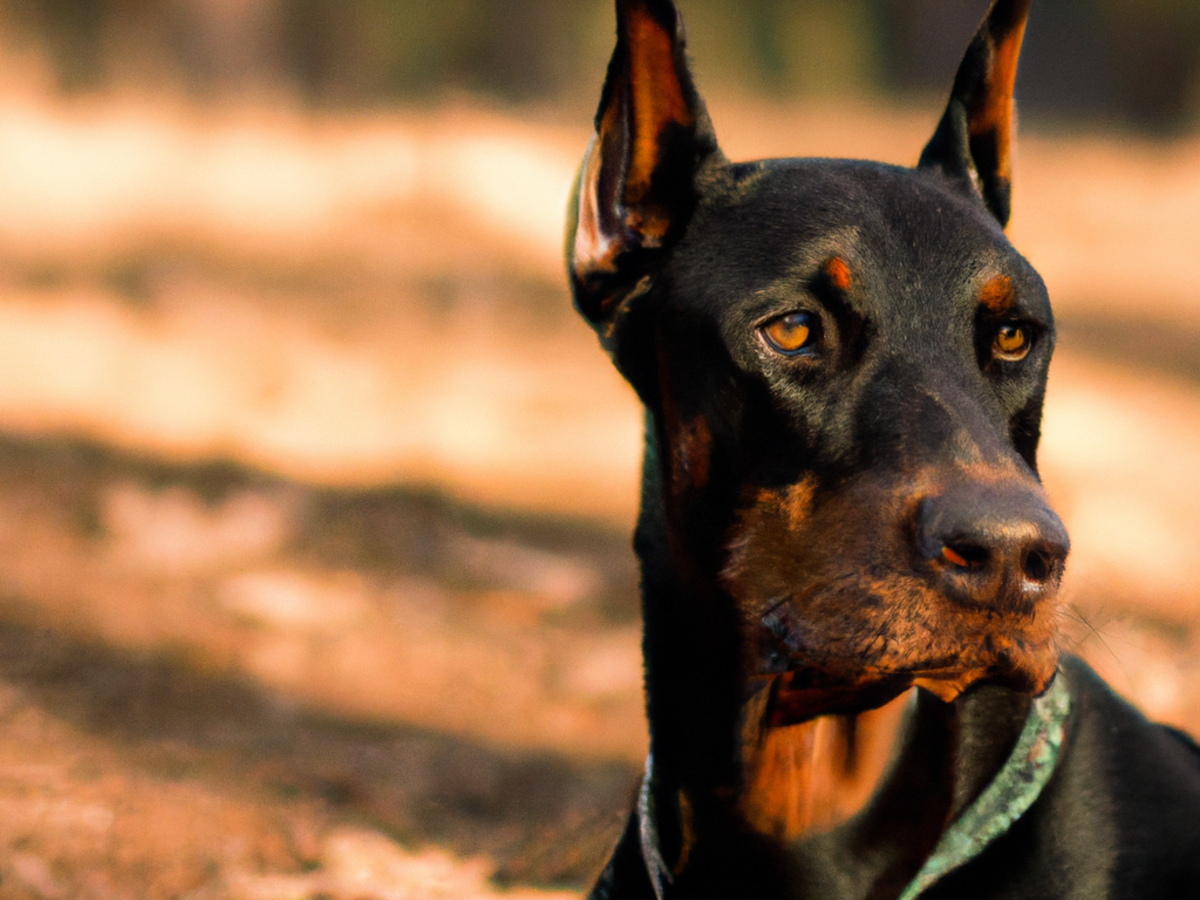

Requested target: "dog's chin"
[
  {"left": 910, "top": 652, "right": 1059, "bottom": 703},
  {"left": 759, "top": 650, "right": 1059, "bottom": 727}
]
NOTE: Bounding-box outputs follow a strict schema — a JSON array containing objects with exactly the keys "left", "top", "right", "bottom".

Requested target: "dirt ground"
[{"left": 0, "top": 91, "right": 1197, "bottom": 898}]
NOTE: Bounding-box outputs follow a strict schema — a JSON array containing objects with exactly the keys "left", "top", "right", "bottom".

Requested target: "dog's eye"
[
  {"left": 761, "top": 312, "right": 820, "bottom": 356},
  {"left": 992, "top": 324, "right": 1031, "bottom": 361}
]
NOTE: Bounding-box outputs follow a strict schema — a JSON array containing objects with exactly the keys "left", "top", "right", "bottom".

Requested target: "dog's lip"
[
  {"left": 762, "top": 671, "right": 914, "bottom": 725},
  {"left": 753, "top": 651, "right": 1058, "bottom": 722}
]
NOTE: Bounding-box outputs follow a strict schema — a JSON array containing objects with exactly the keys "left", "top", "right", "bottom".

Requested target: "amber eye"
[
  {"left": 993, "top": 324, "right": 1031, "bottom": 361},
  {"left": 761, "top": 312, "right": 819, "bottom": 356}
]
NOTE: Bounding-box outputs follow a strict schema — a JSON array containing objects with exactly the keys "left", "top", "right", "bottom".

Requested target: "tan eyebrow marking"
[
  {"left": 979, "top": 275, "right": 1015, "bottom": 313},
  {"left": 823, "top": 257, "right": 853, "bottom": 292}
]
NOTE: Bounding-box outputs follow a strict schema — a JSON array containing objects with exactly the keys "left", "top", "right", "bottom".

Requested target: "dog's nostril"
[
  {"left": 942, "top": 542, "right": 989, "bottom": 570},
  {"left": 1022, "top": 546, "right": 1059, "bottom": 583}
]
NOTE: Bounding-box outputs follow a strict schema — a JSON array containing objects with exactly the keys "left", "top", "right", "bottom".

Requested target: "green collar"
[
  {"left": 638, "top": 673, "right": 1072, "bottom": 900},
  {"left": 896, "top": 672, "right": 1072, "bottom": 900}
]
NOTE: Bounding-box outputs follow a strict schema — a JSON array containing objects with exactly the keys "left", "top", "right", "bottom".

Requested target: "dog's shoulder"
[{"left": 1057, "top": 654, "right": 1200, "bottom": 832}]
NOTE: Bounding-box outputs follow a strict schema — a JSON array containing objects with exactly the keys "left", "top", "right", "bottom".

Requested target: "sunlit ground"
[{"left": 0, "top": 86, "right": 1198, "bottom": 897}]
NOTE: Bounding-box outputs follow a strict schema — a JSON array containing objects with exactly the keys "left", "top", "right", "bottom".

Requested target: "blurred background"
[{"left": 0, "top": 0, "right": 1197, "bottom": 897}]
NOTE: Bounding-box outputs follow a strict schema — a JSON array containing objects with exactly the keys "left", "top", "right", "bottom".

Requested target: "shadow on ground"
[{"left": 0, "top": 433, "right": 647, "bottom": 893}]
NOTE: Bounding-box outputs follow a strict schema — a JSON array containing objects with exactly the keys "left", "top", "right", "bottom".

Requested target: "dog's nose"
[{"left": 916, "top": 482, "right": 1069, "bottom": 611}]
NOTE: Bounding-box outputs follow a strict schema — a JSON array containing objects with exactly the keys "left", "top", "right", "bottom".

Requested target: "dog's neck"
[{"left": 737, "top": 689, "right": 914, "bottom": 841}]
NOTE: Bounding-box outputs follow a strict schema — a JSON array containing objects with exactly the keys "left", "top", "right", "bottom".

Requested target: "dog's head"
[{"left": 567, "top": 0, "right": 1066, "bottom": 722}]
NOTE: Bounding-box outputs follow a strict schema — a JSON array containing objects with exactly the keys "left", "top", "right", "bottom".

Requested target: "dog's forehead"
[{"left": 669, "top": 157, "right": 1044, "bottom": 317}]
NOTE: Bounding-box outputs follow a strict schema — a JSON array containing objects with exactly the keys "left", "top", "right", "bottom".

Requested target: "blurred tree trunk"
[{"left": 171, "top": 0, "right": 283, "bottom": 96}]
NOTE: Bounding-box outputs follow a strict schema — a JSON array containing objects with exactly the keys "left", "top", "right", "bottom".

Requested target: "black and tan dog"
[{"left": 566, "top": 0, "right": 1200, "bottom": 897}]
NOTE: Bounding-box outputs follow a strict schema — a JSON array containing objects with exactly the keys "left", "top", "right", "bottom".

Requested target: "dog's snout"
[{"left": 917, "top": 483, "right": 1069, "bottom": 610}]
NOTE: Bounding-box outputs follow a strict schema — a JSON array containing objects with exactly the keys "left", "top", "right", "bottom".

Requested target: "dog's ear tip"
[{"left": 918, "top": 0, "right": 1031, "bottom": 228}]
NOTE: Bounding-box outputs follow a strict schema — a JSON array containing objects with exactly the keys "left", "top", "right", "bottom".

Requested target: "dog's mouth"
[
  {"left": 755, "top": 655, "right": 1054, "bottom": 727},
  {"left": 750, "top": 597, "right": 1059, "bottom": 726}
]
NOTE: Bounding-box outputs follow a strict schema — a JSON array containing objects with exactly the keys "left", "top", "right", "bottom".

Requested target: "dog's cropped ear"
[
  {"left": 918, "top": 0, "right": 1032, "bottom": 227},
  {"left": 568, "top": 0, "right": 720, "bottom": 334}
]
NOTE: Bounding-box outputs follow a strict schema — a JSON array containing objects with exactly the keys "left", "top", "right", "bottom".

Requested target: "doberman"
[{"left": 566, "top": 0, "right": 1200, "bottom": 898}]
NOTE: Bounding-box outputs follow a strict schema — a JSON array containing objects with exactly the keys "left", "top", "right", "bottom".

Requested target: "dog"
[{"left": 565, "top": 1, "right": 1200, "bottom": 897}]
